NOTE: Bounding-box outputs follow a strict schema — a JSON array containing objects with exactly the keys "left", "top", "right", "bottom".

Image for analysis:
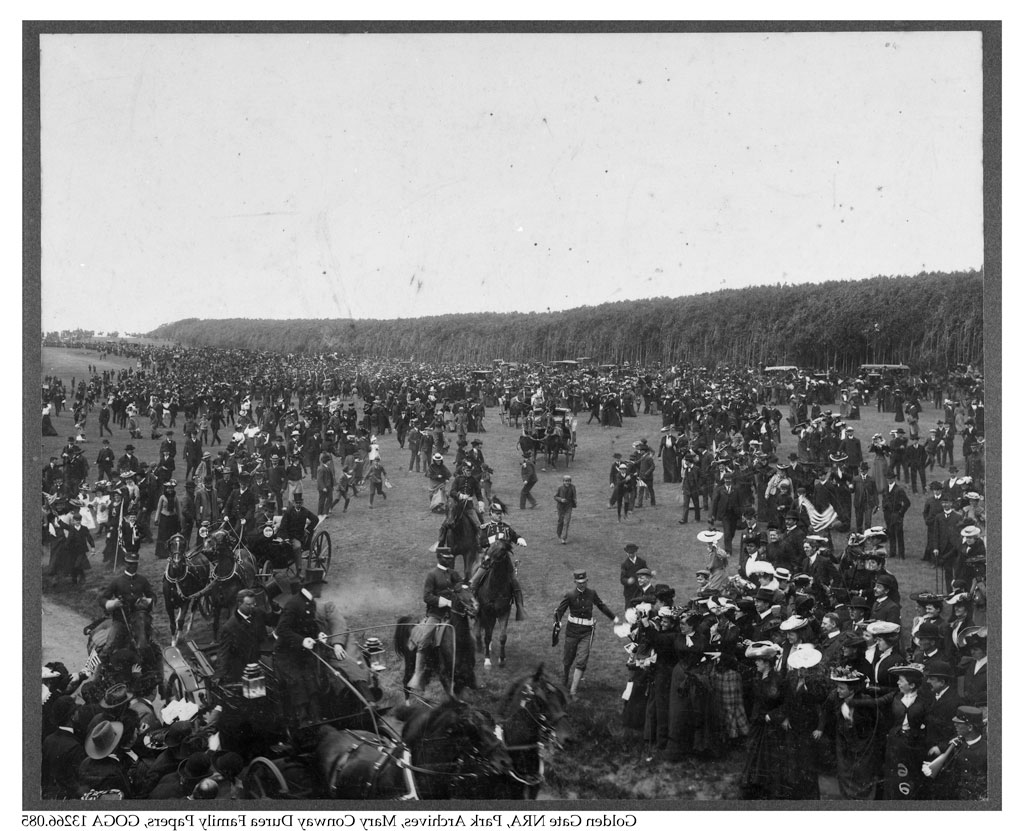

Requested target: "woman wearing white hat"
[{"left": 739, "top": 641, "right": 787, "bottom": 799}]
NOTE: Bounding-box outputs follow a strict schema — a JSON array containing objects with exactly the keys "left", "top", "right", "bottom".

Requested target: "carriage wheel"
[
  {"left": 310, "top": 530, "right": 332, "bottom": 574},
  {"left": 196, "top": 593, "right": 213, "bottom": 619},
  {"left": 257, "top": 559, "right": 275, "bottom": 588},
  {"left": 242, "top": 757, "right": 290, "bottom": 799}
]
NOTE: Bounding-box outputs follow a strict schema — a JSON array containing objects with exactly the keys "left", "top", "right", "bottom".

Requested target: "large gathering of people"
[{"left": 39, "top": 340, "right": 988, "bottom": 801}]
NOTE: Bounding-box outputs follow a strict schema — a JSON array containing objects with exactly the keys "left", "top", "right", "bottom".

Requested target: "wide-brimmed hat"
[
  {"left": 957, "top": 625, "right": 988, "bottom": 650},
  {"left": 99, "top": 683, "right": 131, "bottom": 712},
  {"left": 745, "top": 641, "right": 783, "bottom": 660},
  {"left": 890, "top": 663, "right": 925, "bottom": 684},
  {"left": 780, "top": 615, "right": 810, "bottom": 632},
  {"left": 85, "top": 719, "right": 124, "bottom": 760},
  {"left": 787, "top": 644, "right": 823, "bottom": 670},
  {"left": 960, "top": 525, "right": 982, "bottom": 539},
  {"left": 830, "top": 666, "right": 867, "bottom": 684},
  {"left": 432, "top": 453, "right": 444, "bottom": 462},
  {"left": 697, "top": 530, "right": 723, "bottom": 543},
  {"left": 753, "top": 587, "right": 777, "bottom": 603},
  {"left": 866, "top": 620, "right": 901, "bottom": 637}
]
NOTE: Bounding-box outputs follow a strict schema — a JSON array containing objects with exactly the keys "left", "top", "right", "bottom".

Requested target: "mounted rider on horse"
[{"left": 476, "top": 497, "right": 528, "bottom": 620}]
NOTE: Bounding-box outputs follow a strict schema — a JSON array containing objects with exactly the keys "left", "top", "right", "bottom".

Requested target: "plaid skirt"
[{"left": 711, "top": 666, "right": 750, "bottom": 739}]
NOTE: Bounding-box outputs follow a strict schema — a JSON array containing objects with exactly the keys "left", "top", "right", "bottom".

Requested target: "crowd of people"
[{"left": 39, "top": 342, "right": 989, "bottom": 801}]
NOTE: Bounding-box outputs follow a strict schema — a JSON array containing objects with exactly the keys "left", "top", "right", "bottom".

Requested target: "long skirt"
[
  {"left": 836, "top": 719, "right": 883, "bottom": 799},
  {"left": 154, "top": 513, "right": 180, "bottom": 559},
  {"left": 741, "top": 721, "right": 788, "bottom": 799},
  {"left": 621, "top": 668, "right": 651, "bottom": 730},
  {"left": 883, "top": 731, "right": 926, "bottom": 800}
]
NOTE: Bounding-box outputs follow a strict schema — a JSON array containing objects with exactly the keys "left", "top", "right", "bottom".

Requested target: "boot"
[
  {"left": 569, "top": 668, "right": 585, "bottom": 700},
  {"left": 513, "top": 589, "right": 527, "bottom": 621}
]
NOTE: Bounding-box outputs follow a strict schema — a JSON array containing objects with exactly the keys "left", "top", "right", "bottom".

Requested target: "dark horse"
[
  {"left": 471, "top": 540, "right": 518, "bottom": 668},
  {"left": 394, "top": 582, "right": 478, "bottom": 701},
  {"left": 488, "top": 665, "right": 572, "bottom": 799},
  {"left": 395, "top": 697, "right": 513, "bottom": 799},
  {"left": 243, "top": 700, "right": 511, "bottom": 800},
  {"left": 204, "top": 530, "right": 259, "bottom": 640},
  {"left": 161, "top": 533, "right": 210, "bottom": 646},
  {"left": 437, "top": 501, "right": 479, "bottom": 577}
]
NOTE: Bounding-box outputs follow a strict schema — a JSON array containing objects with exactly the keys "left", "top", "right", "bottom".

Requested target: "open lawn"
[{"left": 36, "top": 346, "right": 969, "bottom": 799}]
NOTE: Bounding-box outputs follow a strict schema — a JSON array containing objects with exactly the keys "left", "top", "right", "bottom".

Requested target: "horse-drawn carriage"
[
  {"left": 159, "top": 617, "right": 569, "bottom": 800},
  {"left": 518, "top": 407, "right": 577, "bottom": 468},
  {"left": 162, "top": 518, "right": 332, "bottom": 645}
]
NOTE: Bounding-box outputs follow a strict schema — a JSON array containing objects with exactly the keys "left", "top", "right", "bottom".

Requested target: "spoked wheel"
[
  {"left": 309, "top": 530, "right": 332, "bottom": 574},
  {"left": 242, "top": 757, "right": 290, "bottom": 799},
  {"left": 196, "top": 593, "right": 213, "bottom": 619},
  {"left": 257, "top": 559, "right": 275, "bottom": 588}
]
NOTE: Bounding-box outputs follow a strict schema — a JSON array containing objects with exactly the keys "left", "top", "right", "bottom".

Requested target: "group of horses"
[
  {"left": 242, "top": 664, "right": 570, "bottom": 800},
  {"left": 161, "top": 528, "right": 262, "bottom": 645},
  {"left": 517, "top": 421, "right": 574, "bottom": 469}
]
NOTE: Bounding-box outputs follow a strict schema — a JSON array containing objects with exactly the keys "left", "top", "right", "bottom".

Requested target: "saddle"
[{"left": 410, "top": 617, "right": 449, "bottom": 651}]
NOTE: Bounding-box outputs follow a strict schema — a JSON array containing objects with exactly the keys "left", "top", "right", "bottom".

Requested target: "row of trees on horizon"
[{"left": 146, "top": 271, "right": 982, "bottom": 372}]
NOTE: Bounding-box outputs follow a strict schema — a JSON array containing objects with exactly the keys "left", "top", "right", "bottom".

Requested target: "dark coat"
[
  {"left": 42, "top": 728, "right": 87, "bottom": 799},
  {"left": 217, "top": 608, "right": 270, "bottom": 682},
  {"left": 881, "top": 482, "right": 911, "bottom": 525}
]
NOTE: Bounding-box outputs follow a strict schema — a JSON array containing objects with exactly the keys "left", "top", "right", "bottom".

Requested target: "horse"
[
  {"left": 489, "top": 665, "right": 572, "bottom": 799},
  {"left": 245, "top": 699, "right": 512, "bottom": 801},
  {"left": 517, "top": 431, "right": 540, "bottom": 462},
  {"left": 395, "top": 697, "right": 513, "bottom": 799},
  {"left": 508, "top": 398, "right": 524, "bottom": 429},
  {"left": 471, "top": 540, "right": 518, "bottom": 669},
  {"left": 542, "top": 426, "right": 567, "bottom": 469},
  {"left": 202, "top": 530, "right": 259, "bottom": 640},
  {"left": 437, "top": 501, "right": 479, "bottom": 578},
  {"left": 394, "top": 582, "right": 479, "bottom": 701},
  {"left": 161, "top": 533, "right": 211, "bottom": 646}
]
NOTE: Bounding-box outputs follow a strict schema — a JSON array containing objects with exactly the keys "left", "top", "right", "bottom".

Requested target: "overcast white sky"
[{"left": 39, "top": 30, "right": 983, "bottom": 333}]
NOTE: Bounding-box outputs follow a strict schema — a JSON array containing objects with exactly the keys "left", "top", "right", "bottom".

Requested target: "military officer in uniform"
[
  {"left": 553, "top": 570, "right": 620, "bottom": 700},
  {"left": 409, "top": 548, "right": 464, "bottom": 693},
  {"left": 97, "top": 549, "right": 156, "bottom": 660},
  {"left": 477, "top": 497, "right": 527, "bottom": 618}
]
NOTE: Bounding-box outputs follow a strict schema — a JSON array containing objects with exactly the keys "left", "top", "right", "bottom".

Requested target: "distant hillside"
[{"left": 150, "top": 271, "right": 983, "bottom": 371}]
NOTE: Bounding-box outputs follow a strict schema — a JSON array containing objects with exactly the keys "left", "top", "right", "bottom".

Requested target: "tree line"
[{"left": 149, "top": 270, "right": 984, "bottom": 372}]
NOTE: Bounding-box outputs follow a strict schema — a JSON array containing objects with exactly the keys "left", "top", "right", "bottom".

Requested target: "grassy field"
[{"left": 37, "top": 346, "right": 962, "bottom": 800}]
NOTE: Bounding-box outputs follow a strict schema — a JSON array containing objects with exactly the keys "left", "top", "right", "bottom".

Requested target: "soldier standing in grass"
[{"left": 553, "top": 570, "right": 620, "bottom": 701}]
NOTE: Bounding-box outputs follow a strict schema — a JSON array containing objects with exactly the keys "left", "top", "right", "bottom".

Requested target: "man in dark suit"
[
  {"left": 871, "top": 573, "right": 901, "bottom": 624},
  {"left": 933, "top": 497, "right": 964, "bottom": 588},
  {"left": 41, "top": 696, "right": 86, "bottom": 799},
  {"left": 922, "top": 481, "right": 945, "bottom": 562},
  {"left": 838, "top": 426, "right": 863, "bottom": 469},
  {"left": 183, "top": 430, "right": 203, "bottom": 482},
  {"left": 923, "top": 663, "right": 962, "bottom": 755},
  {"left": 881, "top": 469, "right": 912, "bottom": 560},
  {"left": 941, "top": 465, "right": 964, "bottom": 506},
  {"left": 217, "top": 589, "right": 272, "bottom": 683},
  {"left": 274, "top": 569, "right": 330, "bottom": 723},
  {"left": 618, "top": 543, "right": 648, "bottom": 607},
  {"left": 852, "top": 461, "right": 878, "bottom": 533},
  {"left": 710, "top": 472, "right": 745, "bottom": 554},
  {"left": 906, "top": 435, "right": 928, "bottom": 494},
  {"left": 159, "top": 430, "right": 178, "bottom": 461},
  {"left": 678, "top": 453, "right": 702, "bottom": 524}
]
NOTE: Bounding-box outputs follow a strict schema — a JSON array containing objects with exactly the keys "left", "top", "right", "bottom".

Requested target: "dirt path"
[{"left": 41, "top": 595, "right": 94, "bottom": 672}]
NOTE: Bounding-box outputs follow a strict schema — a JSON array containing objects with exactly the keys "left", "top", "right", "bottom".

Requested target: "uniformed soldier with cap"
[
  {"left": 553, "top": 570, "right": 620, "bottom": 700},
  {"left": 97, "top": 549, "right": 156, "bottom": 660},
  {"left": 477, "top": 497, "right": 527, "bottom": 618},
  {"left": 409, "top": 547, "right": 465, "bottom": 694}
]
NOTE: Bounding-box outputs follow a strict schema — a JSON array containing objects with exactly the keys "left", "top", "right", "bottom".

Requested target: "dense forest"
[{"left": 149, "top": 271, "right": 984, "bottom": 372}]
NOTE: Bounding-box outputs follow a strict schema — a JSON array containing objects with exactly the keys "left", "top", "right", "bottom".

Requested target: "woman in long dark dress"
[
  {"left": 779, "top": 644, "right": 827, "bottom": 799},
  {"left": 740, "top": 642, "right": 787, "bottom": 799},
  {"left": 868, "top": 434, "right": 891, "bottom": 492},
  {"left": 154, "top": 481, "right": 182, "bottom": 560},
  {"left": 817, "top": 667, "right": 886, "bottom": 799},
  {"left": 849, "top": 664, "right": 931, "bottom": 800}
]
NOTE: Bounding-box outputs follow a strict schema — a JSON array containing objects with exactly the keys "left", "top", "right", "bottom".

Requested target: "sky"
[{"left": 38, "top": 29, "right": 984, "bottom": 333}]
